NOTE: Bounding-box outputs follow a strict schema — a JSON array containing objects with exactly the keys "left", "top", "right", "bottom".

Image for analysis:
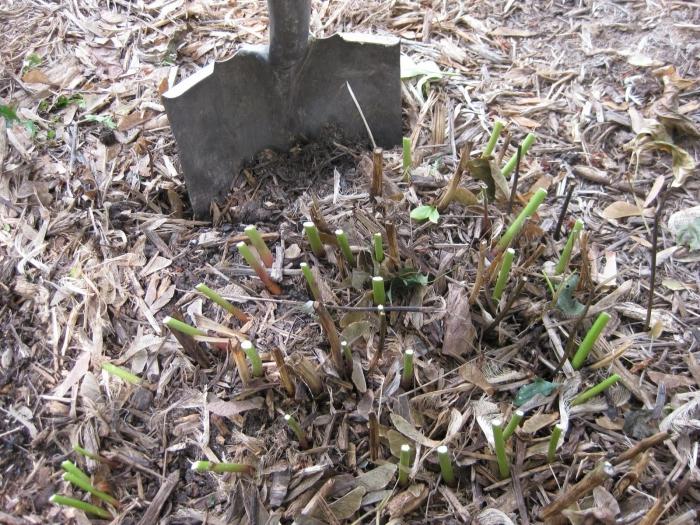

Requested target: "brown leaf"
[
  {"left": 601, "top": 201, "right": 653, "bottom": 220},
  {"left": 459, "top": 363, "right": 494, "bottom": 395},
  {"left": 207, "top": 397, "right": 263, "bottom": 417},
  {"left": 390, "top": 413, "right": 440, "bottom": 447},
  {"left": 22, "top": 69, "right": 51, "bottom": 84},
  {"left": 441, "top": 284, "right": 475, "bottom": 358},
  {"left": 648, "top": 371, "right": 696, "bottom": 389},
  {"left": 356, "top": 464, "right": 396, "bottom": 491},
  {"left": 385, "top": 484, "right": 428, "bottom": 518},
  {"left": 329, "top": 487, "right": 366, "bottom": 520}
]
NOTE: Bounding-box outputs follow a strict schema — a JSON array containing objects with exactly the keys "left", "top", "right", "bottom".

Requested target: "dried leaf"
[
  {"left": 329, "top": 486, "right": 366, "bottom": 520},
  {"left": 356, "top": 464, "right": 397, "bottom": 491},
  {"left": 207, "top": 397, "right": 263, "bottom": 417},
  {"left": 390, "top": 413, "right": 440, "bottom": 447},
  {"left": 441, "top": 284, "right": 475, "bottom": 357},
  {"left": 459, "top": 363, "right": 494, "bottom": 395},
  {"left": 386, "top": 484, "right": 428, "bottom": 518},
  {"left": 476, "top": 508, "right": 516, "bottom": 525},
  {"left": 640, "top": 141, "right": 696, "bottom": 188},
  {"left": 601, "top": 201, "right": 653, "bottom": 220}
]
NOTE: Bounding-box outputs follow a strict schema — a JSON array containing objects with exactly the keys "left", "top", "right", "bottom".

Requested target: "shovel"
[{"left": 163, "top": 0, "right": 402, "bottom": 218}]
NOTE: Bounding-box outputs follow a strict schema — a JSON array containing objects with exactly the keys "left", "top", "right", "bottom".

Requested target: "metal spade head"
[{"left": 162, "top": 0, "right": 402, "bottom": 217}]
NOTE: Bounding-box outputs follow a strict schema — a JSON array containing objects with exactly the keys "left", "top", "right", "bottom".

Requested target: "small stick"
[
  {"left": 506, "top": 146, "right": 522, "bottom": 214},
  {"left": 401, "top": 349, "right": 414, "bottom": 390},
  {"left": 398, "top": 444, "right": 412, "bottom": 487},
  {"left": 229, "top": 339, "right": 251, "bottom": 385},
  {"left": 493, "top": 248, "right": 515, "bottom": 302},
  {"left": 373, "top": 232, "right": 384, "bottom": 263},
  {"left": 547, "top": 423, "right": 563, "bottom": 464},
  {"left": 369, "top": 411, "right": 380, "bottom": 462},
  {"left": 436, "top": 142, "right": 472, "bottom": 211},
  {"left": 610, "top": 431, "right": 670, "bottom": 466},
  {"left": 385, "top": 221, "right": 400, "bottom": 263},
  {"left": 244, "top": 225, "right": 273, "bottom": 268},
  {"left": 303, "top": 222, "right": 326, "bottom": 258},
  {"left": 300, "top": 262, "right": 322, "bottom": 301},
  {"left": 371, "top": 147, "right": 383, "bottom": 198},
  {"left": 502, "top": 409, "right": 524, "bottom": 440},
  {"left": 240, "top": 340, "right": 263, "bottom": 377},
  {"left": 436, "top": 445, "right": 456, "bottom": 487},
  {"left": 495, "top": 131, "right": 511, "bottom": 168},
  {"left": 539, "top": 461, "right": 614, "bottom": 519},
  {"left": 271, "top": 348, "right": 295, "bottom": 397},
  {"left": 492, "top": 419, "right": 510, "bottom": 478},
  {"left": 335, "top": 229, "right": 354, "bottom": 266},
  {"left": 313, "top": 301, "right": 344, "bottom": 374},
  {"left": 571, "top": 312, "right": 611, "bottom": 369},
  {"left": 284, "top": 414, "right": 309, "bottom": 449},
  {"left": 502, "top": 133, "right": 536, "bottom": 178},
  {"left": 646, "top": 194, "right": 665, "bottom": 330},
  {"left": 553, "top": 183, "right": 576, "bottom": 240},
  {"left": 469, "top": 240, "right": 488, "bottom": 305},
  {"left": 484, "top": 277, "right": 527, "bottom": 333},
  {"left": 195, "top": 283, "right": 250, "bottom": 323},
  {"left": 372, "top": 276, "right": 386, "bottom": 306},
  {"left": 554, "top": 218, "right": 584, "bottom": 275},
  {"left": 191, "top": 461, "right": 254, "bottom": 475},
  {"left": 237, "top": 242, "right": 282, "bottom": 295},
  {"left": 638, "top": 495, "right": 668, "bottom": 525},
  {"left": 368, "top": 305, "right": 386, "bottom": 371},
  {"left": 571, "top": 374, "right": 621, "bottom": 406}
]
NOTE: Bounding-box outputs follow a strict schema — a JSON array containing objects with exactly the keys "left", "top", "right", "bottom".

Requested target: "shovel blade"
[{"left": 163, "top": 34, "right": 401, "bottom": 217}]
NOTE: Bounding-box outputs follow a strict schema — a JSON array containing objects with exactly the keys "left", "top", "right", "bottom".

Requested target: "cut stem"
[
  {"left": 191, "top": 460, "right": 254, "bottom": 475},
  {"left": 547, "top": 423, "right": 564, "bottom": 463},
  {"left": 341, "top": 339, "right": 352, "bottom": 364},
  {"left": 502, "top": 409, "right": 524, "bottom": 440},
  {"left": 436, "top": 445, "right": 456, "bottom": 487},
  {"left": 271, "top": 348, "right": 296, "bottom": 397},
  {"left": 335, "top": 229, "right": 354, "bottom": 266},
  {"left": 492, "top": 248, "right": 515, "bottom": 301},
  {"left": 571, "top": 312, "right": 611, "bottom": 370},
  {"left": 495, "top": 187, "right": 547, "bottom": 252},
  {"left": 369, "top": 411, "right": 380, "bottom": 462},
  {"left": 101, "top": 362, "right": 142, "bottom": 385},
  {"left": 492, "top": 419, "right": 510, "bottom": 479},
  {"left": 300, "top": 262, "right": 322, "bottom": 301},
  {"left": 240, "top": 340, "right": 263, "bottom": 377},
  {"left": 50, "top": 494, "right": 112, "bottom": 519},
  {"left": 164, "top": 316, "right": 204, "bottom": 337},
  {"left": 195, "top": 283, "right": 250, "bottom": 322},
  {"left": 501, "top": 133, "right": 536, "bottom": 178},
  {"left": 244, "top": 225, "right": 273, "bottom": 268},
  {"left": 62, "top": 473, "right": 119, "bottom": 507},
  {"left": 398, "top": 444, "right": 411, "bottom": 487},
  {"left": 229, "top": 340, "right": 251, "bottom": 386},
  {"left": 401, "top": 349, "right": 414, "bottom": 390},
  {"left": 372, "top": 276, "right": 386, "bottom": 306},
  {"left": 373, "top": 232, "right": 384, "bottom": 263},
  {"left": 313, "top": 301, "right": 345, "bottom": 374},
  {"left": 482, "top": 121, "right": 505, "bottom": 159},
  {"left": 303, "top": 221, "right": 326, "bottom": 258},
  {"left": 468, "top": 240, "right": 488, "bottom": 304},
  {"left": 554, "top": 219, "right": 584, "bottom": 275},
  {"left": 371, "top": 147, "right": 384, "bottom": 198},
  {"left": 572, "top": 374, "right": 621, "bottom": 406},
  {"left": 402, "top": 137, "right": 412, "bottom": 174},
  {"left": 237, "top": 241, "right": 282, "bottom": 295},
  {"left": 284, "top": 414, "right": 309, "bottom": 449}
]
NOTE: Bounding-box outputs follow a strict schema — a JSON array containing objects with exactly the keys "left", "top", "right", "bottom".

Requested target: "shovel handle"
[{"left": 268, "top": 0, "right": 311, "bottom": 67}]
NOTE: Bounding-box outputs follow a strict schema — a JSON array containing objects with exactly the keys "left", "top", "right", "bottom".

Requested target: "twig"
[
  {"left": 539, "top": 461, "right": 614, "bottom": 519},
  {"left": 484, "top": 277, "right": 527, "bottom": 333},
  {"left": 507, "top": 146, "right": 522, "bottom": 214},
  {"left": 553, "top": 183, "right": 575, "bottom": 240},
  {"left": 610, "top": 431, "right": 670, "bottom": 466},
  {"left": 646, "top": 192, "right": 666, "bottom": 330}
]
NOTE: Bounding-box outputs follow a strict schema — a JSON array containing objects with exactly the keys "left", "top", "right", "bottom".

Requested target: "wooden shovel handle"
[{"left": 268, "top": 0, "right": 311, "bottom": 67}]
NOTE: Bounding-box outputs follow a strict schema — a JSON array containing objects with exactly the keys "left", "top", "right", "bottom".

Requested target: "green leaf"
[
  {"left": 25, "top": 53, "right": 42, "bottom": 69},
  {"left": 514, "top": 378, "right": 557, "bottom": 406},
  {"left": 411, "top": 205, "right": 439, "bottom": 223},
  {"left": 676, "top": 217, "right": 700, "bottom": 251},
  {"left": 388, "top": 268, "right": 429, "bottom": 302},
  {"left": 85, "top": 114, "right": 116, "bottom": 129},
  {"left": 0, "top": 104, "right": 20, "bottom": 124}
]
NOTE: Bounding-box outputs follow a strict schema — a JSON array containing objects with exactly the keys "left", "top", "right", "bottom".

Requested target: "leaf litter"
[{"left": 1, "top": 1, "right": 699, "bottom": 524}]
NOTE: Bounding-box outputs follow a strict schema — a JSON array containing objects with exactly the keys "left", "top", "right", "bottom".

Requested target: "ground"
[{"left": 1, "top": 1, "right": 700, "bottom": 524}]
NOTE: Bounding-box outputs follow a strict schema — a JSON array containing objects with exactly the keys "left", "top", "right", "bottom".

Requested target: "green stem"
[
  {"left": 62, "top": 473, "right": 119, "bottom": 507},
  {"left": 244, "top": 225, "right": 273, "bottom": 268},
  {"left": 496, "top": 188, "right": 547, "bottom": 252},
  {"left": 547, "top": 423, "right": 563, "bottom": 463},
  {"left": 163, "top": 316, "right": 205, "bottom": 337},
  {"left": 501, "top": 133, "right": 536, "bottom": 178},
  {"left": 341, "top": 340, "right": 352, "bottom": 364},
  {"left": 554, "top": 219, "right": 584, "bottom": 275},
  {"left": 398, "top": 444, "right": 412, "bottom": 487},
  {"left": 493, "top": 248, "right": 515, "bottom": 301},
  {"left": 303, "top": 221, "right": 326, "bottom": 258},
  {"left": 237, "top": 241, "right": 282, "bottom": 295},
  {"left": 241, "top": 340, "right": 263, "bottom": 377},
  {"left": 436, "top": 445, "right": 456, "bottom": 487},
  {"left": 572, "top": 374, "right": 621, "bottom": 406},
  {"left": 195, "top": 283, "right": 249, "bottom": 322},
  {"left": 101, "top": 362, "right": 142, "bottom": 385},
  {"left": 72, "top": 444, "right": 100, "bottom": 461},
  {"left": 335, "top": 229, "right": 354, "bottom": 266},
  {"left": 373, "top": 232, "right": 384, "bottom": 263},
  {"left": 372, "top": 276, "right": 386, "bottom": 306},
  {"left": 482, "top": 121, "right": 505, "bottom": 159},
  {"left": 402, "top": 137, "right": 412, "bottom": 174},
  {"left": 502, "top": 409, "right": 524, "bottom": 440},
  {"left": 300, "top": 262, "right": 322, "bottom": 301},
  {"left": 571, "top": 312, "right": 611, "bottom": 370},
  {"left": 492, "top": 420, "right": 510, "bottom": 478},
  {"left": 284, "top": 414, "right": 308, "bottom": 448},
  {"left": 49, "top": 494, "right": 112, "bottom": 519},
  {"left": 191, "top": 460, "right": 253, "bottom": 474},
  {"left": 401, "top": 349, "right": 414, "bottom": 390},
  {"left": 61, "top": 460, "right": 91, "bottom": 484}
]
